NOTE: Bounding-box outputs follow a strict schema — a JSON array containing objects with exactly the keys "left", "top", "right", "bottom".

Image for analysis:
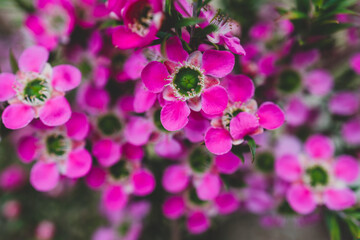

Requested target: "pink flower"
[
  {"left": 111, "top": 0, "right": 164, "bottom": 49},
  {"left": 204, "top": 74, "right": 284, "bottom": 155},
  {"left": 350, "top": 53, "right": 360, "bottom": 74},
  {"left": 342, "top": 117, "right": 360, "bottom": 145},
  {"left": 35, "top": 220, "right": 55, "bottom": 240},
  {"left": 275, "top": 135, "right": 359, "bottom": 214},
  {"left": 0, "top": 165, "right": 26, "bottom": 191},
  {"left": 25, "top": 0, "right": 75, "bottom": 50},
  {"left": 142, "top": 36, "right": 235, "bottom": 131},
  {"left": 17, "top": 112, "right": 91, "bottom": 191},
  {"left": 162, "top": 195, "right": 186, "bottom": 219},
  {"left": 186, "top": 211, "right": 210, "bottom": 234},
  {"left": 0, "top": 46, "right": 81, "bottom": 129}
]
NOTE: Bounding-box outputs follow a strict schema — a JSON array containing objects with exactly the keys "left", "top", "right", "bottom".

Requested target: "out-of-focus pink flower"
[
  {"left": 342, "top": 118, "right": 360, "bottom": 145},
  {"left": 0, "top": 165, "right": 26, "bottom": 191},
  {"left": 35, "top": 220, "right": 56, "bottom": 240},
  {"left": 304, "top": 69, "right": 333, "bottom": 96},
  {"left": 329, "top": 91, "right": 359, "bottom": 116}
]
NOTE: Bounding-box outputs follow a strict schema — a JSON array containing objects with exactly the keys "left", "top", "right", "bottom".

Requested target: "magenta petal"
[
  {"left": 154, "top": 135, "right": 182, "bottom": 159},
  {"left": 2, "top": 104, "right": 35, "bottom": 129},
  {"left": 30, "top": 162, "right": 59, "bottom": 192},
  {"left": 92, "top": 139, "right": 121, "bottom": 167},
  {"left": 226, "top": 74, "right": 254, "bottom": 103},
  {"left": 39, "top": 96, "right": 71, "bottom": 126},
  {"left": 65, "top": 112, "right": 89, "bottom": 140},
  {"left": 131, "top": 169, "right": 156, "bottom": 196},
  {"left": 134, "top": 83, "right": 157, "bottom": 113},
  {"left": 204, "top": 128, "right": 232, "bottom": 155},
  {"left": 324, "top": 188, "right": 356, "bottom": 211},
  {"left": 18, "top": 46, "right": 49, "bottom": 73},
  {"left": 304, "top": 134, "right": 334, "bottom": 160},
  {"left": 122, "top": 143, "right": 144, "bottom": 161},
  {"left": 229, "top": 112, "right": 259, "bottom": 140},
  {"left": 334, "top": 155, "right": 360, "bottom": 183},
  {"left": 196, "top": 173, "right": 221, "bottom": 200},
  {"left": 163, "top": 196, "right": 185, "bottom": 219},
  {"left": 184, "top": 114, "right": 210, "bottom": 143},
  {"left": 102, "top": 184, "right": 128, "bottom": 211},
  {"left": 112, "top": 26, "right": 147, "bottom": 49},
  {"left": 166, "top": 36, "right": 189, "bottom": 63},
  {"left": 287, "top": 185, "right": 316, "bottom": 214},
  {"left": 201, "top": 85, "right": 228, "bottom": 115},
  {"left": 85, "top": 166, "right": 106, "bottom": 189},
  {"left": 215, "top": 152, "right": 241, "bottom": 174},
  {"left": 0, "top": 73, "right": 16, "bottom": 101},
  {"left": 275, "top": 154, "right": 302, "bottom": 182},
  {"left": 52, "top": 65, "right": 81, "bottom": 92},
  {"left": 223, "top": 36, "right": 246, "bottom": 55},
  {"left": 162, "top": 165, "right": 189, "bottom": 193},
  {"left": 65, "top": 149, "right": 92, "bottom": 178},
  {"left": 342, "top": 118, "right": 360, "bottom": 145},
  {"left": 257, "top": 102, "right": 285, "bottom": 130},
  {"left": 215, "top": 192, "right": 239, "bottom": 215},
  {"left": 186, "top": 211, "right": 210, "bottom": 234},
  {"left": 202, "top": 49, "right": 235, "bottom": 78},
  {"left": 141, "top": 61, "right": 169, "bottom": 93},
  {"left": 17, "top": 136, "right": 38, "bottom": 163},
  {"left": 124, "top": 117, "right": 154, "bottom": 146},
  {"left": 329, "top": 92, "right": 359, "bottom": 116},
  {"left": 160, "top": 101, "right": 190, "bottom": 131},
  {"left": 304, "top": 69, "right": 333, "bottom": 96}
]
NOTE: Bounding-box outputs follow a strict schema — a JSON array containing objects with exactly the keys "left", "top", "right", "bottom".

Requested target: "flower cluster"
[{"left": 0, "top": 0, "right": 360, "bottom": 239}]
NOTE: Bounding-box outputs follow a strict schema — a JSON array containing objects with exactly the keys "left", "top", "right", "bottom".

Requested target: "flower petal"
[
  {"left": 166, "top": 36, "right": 189, "bottom": 63},
  {"left": 275, "top": 154, "right": 302, "bottom": 182},
  {"left": 304, "top": 134, "right": 334, "bottom": 160},
  {"left": 141, "top": 61, "right": 169, "bottom": 93},
  {"left": 65, "top": 149, "right": 92, "bottom": 178},
  {"left": 160, "top": 101, "right": 190, "bottom": 131},
  {"left": 186, "top": 211, "right": 210, "bottom": 234},
  {"left": 202, "top": 49, "right": 235, "bottom": 78},
  {"left": 30, "top": 162, "right": 59, "bottom": 192},
  {"left": 229, "top": 112, "right": 259, "bottom": 140},
  {"left": 131, "top": 169, "right": 156, "bottom": 196},
  {"left": 163, "top": 196, "right": 185, "bottom": 219},
  {"left": 85, "top": 166, "right": 106, "bottom": 189},
  {"left": 52, "top": 65, "right": 81, "bottom": 92},
  {"left": 102, "top": 184, "right": 128, "bottom": 211},
  {"left": 214, "top": 192, "right": 239, "bottom": 215},
  {"left": 2, "top": 104, "right": 35, "bottom": 129},
  {"left": 223, "top": 36, "right": 246, "bottom": 55},
  {"left": 112, "top": 26, "right": 148, "bottom": 49},
  {"left": 334, "top": 155, "right": 360, "bottom": 183},
  {"left": 287, "top": 185, "right": 316, "bottom": 214},
  {"left": 154, "top": 135, "right": 182, "bottom": 159},
  {"left": 17, "top": 136, "right": 38, "bottom": 163},
  {"left": 226, "top": 74, "right": 254, "bottom": 103},
  {"left": 134, "top": 83, "right": 157, "bottom": 113},
  {"left": 19, "top": 46, "right": 49, "bottom": 73},
  {"left": 324, "top": 188, "right": 356, "bottom": 211},
  {"left": 257, "top": 102, "right": 285, "bottom": 130},
  {"left": 39, "top": 96, "right": 71, "bottom": 126},
  {"left": 196, "top": 173, "right": 221, "bottom": 200},
  {"left": 65, "top": 112, "right": 89, "bottom": 140},
  {"left": 204, "top": 127, "right": 232, "bottom": 155},
  {"left": 162, "top": 165, "right": 189, "bottom": 193},
  {"left": 201, "top": 85, "right": 228, "bottom": 115},
  {"left": 92, "top": 139, "right": 121, "bottom": 167},
  {"left": 0, "top": 73, "right": 16, "bottom": 101},
  {"left": 215, "top": 151, "right": 241, "bottom": 174},
  {"left": 124, "top": 117, "right": 154, "bottom": 146}
]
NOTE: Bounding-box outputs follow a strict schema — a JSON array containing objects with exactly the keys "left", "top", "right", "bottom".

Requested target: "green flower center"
[
  {"left": 46, "top": 134, "right": 69, "bottom": 157},
  {"left": 109, "top": 161, "right": 129, "bottom": 179},
  {"left": 172, "top": 66, "right": 204, "bottom": 99},
  {"left": 222, "top": 106, "right": 243, "bottom": 129},
  {"left": 306, "top": 165, "right": 328, "bottom": 187},
  {"left": 278, "top": 69, "right": 301, "bottom": 94},
  {"left": 51, "top": 15, "right": 65, "bottom": 31},
  {"left": 97, "top": 114, "right": 122, "bottom": 136},
  {"left": 255, "top": 152, "right": 274, "bottom": 173},
  {"left": 23, "top": 78, "right": 51, "bottom": 106},
  {"left": 118, "top": 221, "right": 131, "bottom": 236},
  {"left": 189, "top": 147, "right": 212, "bottom": 173}
]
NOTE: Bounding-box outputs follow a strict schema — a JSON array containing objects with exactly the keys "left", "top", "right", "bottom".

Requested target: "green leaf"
[
  {"left": 9, "top": 50, "right": 19, "bottom": 74},
  {"left": 245, "top": 136, "right": 256, "bottom": 163},
  {"left": 286, "top": 10, "right": 308, "bottom": 19},
  {"left": 201, "top": 24, "right": 218, "bottom": 35},
  {"left": 231, "top": 145, "right": 245, "bottom": 164},
  {"left": 176, "top": 17, "right": 204, "bottom": 28},
  {"left": 311, "top": 23, "right": 352, "bottom": 35},
  {"left": 14, "top": 0, "right": 35, "bottom": 13},
  {"left": 165, "top": 0, "right": 172, "bottom": 15},
  {"left": 325, "top": 212, "right": 341, "bottom": 240},
  {"left": 312, "top": 0, "right": 324, "bottom": 8}
]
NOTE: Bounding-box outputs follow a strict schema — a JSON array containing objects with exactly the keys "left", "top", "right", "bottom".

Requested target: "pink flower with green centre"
[
  {"left": 17, "top": 112, "right": 91, "bottom": 192},
  {"left": 0, "top": 46, "right": 81, "bottom": 129},
  {"left": 142, "top": 36, "right": 235, "bottom": 131},
  {"left": 204, "top": 74, "right": 284, "bottom": 155},
  {"left": 275, "top": 135, "right": 359, "bottom": 214}
]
